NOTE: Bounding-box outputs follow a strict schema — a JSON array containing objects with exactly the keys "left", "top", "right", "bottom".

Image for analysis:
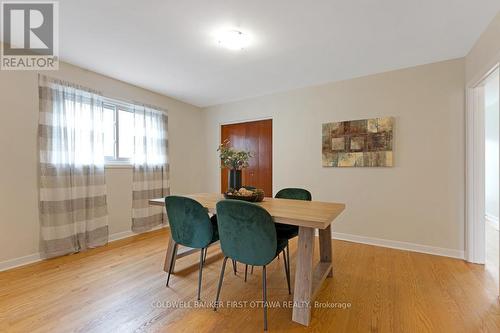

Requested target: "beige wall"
[
  {"left": 7, "top": 12, "right": 498, "bottom": 263},
  {"left": 0, "top": 62, "right": 204, "bottom": 263},
  {"left": 466, "top": 11, "right": 500, "bottom": 84},
  {"left": 202, "top": 59, "right": 465, "bottom": 252}
]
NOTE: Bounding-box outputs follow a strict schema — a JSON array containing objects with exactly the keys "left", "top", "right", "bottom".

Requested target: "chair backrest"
[
  {"left": 164, "top": 196, "right": 214, "bottom": 249},
  {"left": 216, "top": 200, "right": 277, "bottom": 266},
  {"left": 275, "top": 188, "right": 312, "bottom": 201}
]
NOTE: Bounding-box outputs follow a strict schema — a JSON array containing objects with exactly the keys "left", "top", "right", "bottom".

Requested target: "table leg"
[
  {"left": 318, "top": 225, "right": 333, "bottom": 277},
  {"left": 164, "top": 234, "right": 178, "bottom": 273},
  {"left": 163, "top": 235, "right": 218, "bottom": 273},
  {"left": 292, "top": 226, "right": 314, "bottom": 326}
]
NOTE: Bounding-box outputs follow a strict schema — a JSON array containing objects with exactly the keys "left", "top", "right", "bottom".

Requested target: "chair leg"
[
  {"left": 244, "top": 264, "right": 248, "bottom": 282},
  {"left": 287, "top": 244, "right": 292, "bottom": 283},
  {"left": 197, "top": 248, "right": 204, "bottom": 301},
  {"left": 286, "top": 242, "right": 291, "bottom": 270},
  {"left": 166, "top": 242, "right": 178, "bottom": 287},
  {"left": 286, "top": 243, "right": 292, "bottom": 289},
  {"left": 214, "top": 256, "right": 229, "bottom": 311},
  {"left": 203, "top": 247, "right": 208, "bottom": 265},
  {"left": 282, "top": 248, "right": 291, "bottom": 295},
  {"left": 232, "top": 259, "right": 237, "bottom": 275},
  {"left": 262, "top": 265, "right": 268, "bottom": 331},
  {"left": 251, "top": 265, "right": 254, "bottom": 274}
]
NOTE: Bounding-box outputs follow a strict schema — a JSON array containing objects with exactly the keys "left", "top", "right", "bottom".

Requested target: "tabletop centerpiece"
[
  {"left": 217, "top": 139, "right": 252, "bottom": 191},
  {"left": 218, "top": 140, "right": 265, "bottom": 202}
]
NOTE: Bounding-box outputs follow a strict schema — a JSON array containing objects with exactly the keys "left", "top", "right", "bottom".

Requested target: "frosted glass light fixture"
[{"left": 216, "top": 30, "right": 251, "bottom": 50}]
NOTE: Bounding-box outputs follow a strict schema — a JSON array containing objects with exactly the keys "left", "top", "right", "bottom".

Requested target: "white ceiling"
[{"left": 59, "top": 0, "right": 500, "bottom": 107}]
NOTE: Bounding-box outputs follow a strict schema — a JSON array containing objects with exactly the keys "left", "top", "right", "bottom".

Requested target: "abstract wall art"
[{"left": 322, "top": 117, "right": 394, "bottom": 167}]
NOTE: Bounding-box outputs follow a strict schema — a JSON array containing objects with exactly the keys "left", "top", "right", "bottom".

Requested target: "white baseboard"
[
  {"left": 0, "top": 253, "right": 42, "bottom": 272},
  {"left": 332, "top": 232, "right": 465, "bottom": 260},
  {"left": 108, "top": 224, "right": 166, "bottom": 242},
  {"left": 0, "top": 225, "right": 168, "bottom": 272},
  {"left": 1, "top": 227, "right": 465, "bottom": 272}
]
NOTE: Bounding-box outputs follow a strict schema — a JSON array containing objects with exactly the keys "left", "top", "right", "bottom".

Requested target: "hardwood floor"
[{"left": 1, "top": 228, "right": 500, "bottom": 332}]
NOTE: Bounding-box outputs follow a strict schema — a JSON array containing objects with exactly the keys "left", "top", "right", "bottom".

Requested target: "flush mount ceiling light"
[{"left": 216, "top": 30, "right": 251, "bottom": 50}]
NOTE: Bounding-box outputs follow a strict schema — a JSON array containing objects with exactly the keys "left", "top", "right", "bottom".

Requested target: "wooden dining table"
[{"left": 149, "top": 193, "right": 345, "bottom": 326}]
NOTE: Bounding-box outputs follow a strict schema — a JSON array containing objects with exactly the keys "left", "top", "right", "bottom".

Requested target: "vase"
[{"left": 228, "top": 169, "right": 242, "bottom": 191}]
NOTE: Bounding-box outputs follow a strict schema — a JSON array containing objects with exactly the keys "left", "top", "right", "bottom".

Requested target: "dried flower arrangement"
[{"left": 217, "top": 139, "right": 252, "bottom": 170}]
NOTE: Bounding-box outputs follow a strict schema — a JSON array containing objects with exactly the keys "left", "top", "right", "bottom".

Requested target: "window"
[{"left": 103, "top": 100, "right": 135, "bottom": 164}]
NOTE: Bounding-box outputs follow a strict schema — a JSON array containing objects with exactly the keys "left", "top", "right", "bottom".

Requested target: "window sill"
[{"left": 105, "top": 163, "right": 133, "bottom": 169}]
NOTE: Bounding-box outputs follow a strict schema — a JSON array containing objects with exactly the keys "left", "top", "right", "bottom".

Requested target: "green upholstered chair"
[
  {"left": 213, "top": 200, "right": 291, "bottom": 331},
  {"left": 273, "top": 188, "right": 312, "bottom": 274},
  {"left": 228, "top": 185, "right": 257, "bottom": 274},
  {"left": 164, "top": 195, "right": 219, "bottom": 301},
  {"left": 274, "top": 188, "right": 312, "bottom": 238}
]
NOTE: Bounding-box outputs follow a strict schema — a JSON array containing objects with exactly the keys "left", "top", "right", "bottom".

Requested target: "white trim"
[
  {"left": 0, "top": 253, "right": 42, "bottom": 272},
  {"left": 466, "top": 49, "right": 500, "bottom": 89},
  {"left": 219, "top": 116, "right": 273, "bottom": 126},
  {"left": 104, "top": 163, "right": 133, "bottom": 169},
  {"left": 108, "top": 229, "right": 137, "bottom": 242},
  {"left": 465, "top": 84, "right": 487, "bottom": 263},
  {"left": 1, "top": 226, "right": 464, "bottom": 272},
  {"left": 108, "top": 224, "right": 167, "bottom": 242},
  {"left": 102, "top": 96, "right": 134, "bottom": 111},
  {"left": 0, "top": 225, "right": 168, "bottom": 272},
  {"left": 332, "top": 232, "right": 465, "bottom": 259},
  {"left": 465, "top": 63, "right": 500, "bottom": 264}
]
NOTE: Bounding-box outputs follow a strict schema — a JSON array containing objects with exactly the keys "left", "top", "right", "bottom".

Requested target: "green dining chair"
[
  {"left": 228, "top": 185, "right": 257, "bottom": 274},
  {"left": 213, "top": 200, "right": 291, "bottom": 331},
  {"left": 275, "top": 188, "right": 312, "bottom": 238},
  {"left": 274, "top": 188, "right": 312, "bottom": 275},
  {"left": 249, "top": 188, "right": 312, "bottom": 276},
  {"left": 164, "top": 195, "right": 220, "bottom": 301}
]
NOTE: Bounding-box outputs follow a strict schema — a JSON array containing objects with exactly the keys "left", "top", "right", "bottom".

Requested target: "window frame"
[{"left": 103, "top": 98, "right": 134, "bottom": 165}]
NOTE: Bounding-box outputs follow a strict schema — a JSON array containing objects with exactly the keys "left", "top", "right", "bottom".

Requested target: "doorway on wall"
[
  {"left": 466, "top": 64, "right": 499, "bottom": 288},
  {"left": 484, "top": 69, "right": 499, "bottom": 281},
  {"left": 220, "top": 119, "right": 273, "bottom": 196}
]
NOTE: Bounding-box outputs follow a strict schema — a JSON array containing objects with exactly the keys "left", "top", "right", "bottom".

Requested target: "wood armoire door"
[{"left": 221, "top": 119, "right": 273, "bottom": 196}]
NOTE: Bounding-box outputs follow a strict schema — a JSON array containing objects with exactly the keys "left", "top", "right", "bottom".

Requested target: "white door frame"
[
  {"left": 466, "top": 81, "right": 486, "bottom": 263},
  {"left": 465, "top": 62, "right": 499, "bottom": 264}
]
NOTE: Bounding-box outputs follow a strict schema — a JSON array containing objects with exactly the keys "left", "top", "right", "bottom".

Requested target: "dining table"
[{"left": 149, "top": 193, "right": 345, "bottom": 326}]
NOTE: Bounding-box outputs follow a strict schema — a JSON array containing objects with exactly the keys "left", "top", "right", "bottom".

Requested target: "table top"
[{"left": 149, "top": 193, "right": 345, "bottom": 229}]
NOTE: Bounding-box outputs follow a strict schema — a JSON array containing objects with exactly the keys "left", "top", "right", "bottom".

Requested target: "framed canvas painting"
[{"left": 322, "top": 117, "right": 394, "bottom": 167}]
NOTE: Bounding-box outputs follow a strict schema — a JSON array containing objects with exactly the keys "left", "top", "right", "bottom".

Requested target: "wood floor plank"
[{"left": 1, "top": 228, "right": 499, "bottom": 332}]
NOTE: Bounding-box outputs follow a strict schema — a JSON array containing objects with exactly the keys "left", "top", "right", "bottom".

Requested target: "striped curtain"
[
  {"left": 38, "top": 75, "right": 109, "bottom": 258},
  {"left": 131, "top": 104, "right": 170, "bottom": 232}
]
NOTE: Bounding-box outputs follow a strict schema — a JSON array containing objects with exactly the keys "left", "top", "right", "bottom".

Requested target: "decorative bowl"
[
  {"left": 223, "top": 193, "right": 257, "bottom": 202},
  {"left": 253, "top": 190, "right": 265, "bottom": 202}
]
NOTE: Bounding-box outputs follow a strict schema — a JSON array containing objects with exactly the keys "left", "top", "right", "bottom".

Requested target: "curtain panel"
[
  {"left": 38, "top": 75, "right": 109, "bottom": 258},
  {"left": 131, "top": 104, "right": 170, "bottom": 232}
]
